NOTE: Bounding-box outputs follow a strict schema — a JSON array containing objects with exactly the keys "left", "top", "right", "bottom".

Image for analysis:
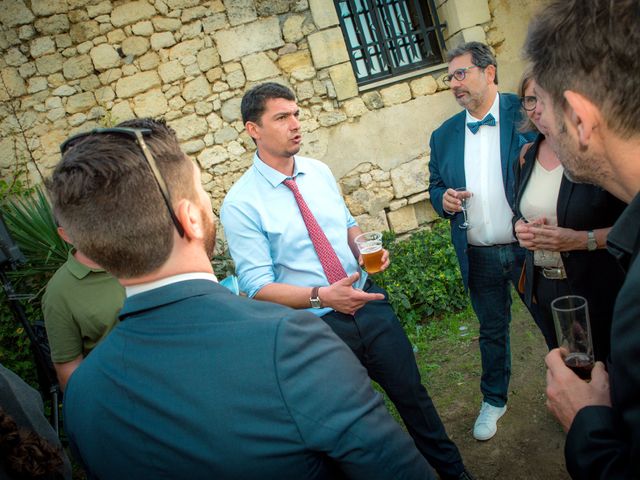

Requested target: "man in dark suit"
[
  {"left": 525, "top": 1, "right": 640, "bottom": 478},
  {"left": 47, "top": 118, "right": 433, "bottom": 479},
  {"left": 428, "top": 42, "right": 530, "bottom": 441}
]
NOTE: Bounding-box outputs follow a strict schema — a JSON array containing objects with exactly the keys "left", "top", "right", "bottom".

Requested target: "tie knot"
[
  {"left": 467, "top": 113, "right": 496, "bottom": 134},
  {"left": 283, "top": 178, "right": 298, "bottom": 191}
]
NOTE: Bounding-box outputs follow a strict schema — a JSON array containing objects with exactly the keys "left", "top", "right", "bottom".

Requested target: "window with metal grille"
[{"left": 334, "top": 0, "right": 446, "bottom": 86}]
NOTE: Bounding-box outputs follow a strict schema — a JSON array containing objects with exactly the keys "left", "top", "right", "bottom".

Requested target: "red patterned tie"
[{"left": 283, "top": 178, "right": 347, "bottom": 284}]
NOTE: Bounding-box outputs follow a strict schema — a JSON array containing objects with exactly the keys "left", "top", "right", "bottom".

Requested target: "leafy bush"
[{"left": 376, "top": 220, "right": 469, "bottom": 328}]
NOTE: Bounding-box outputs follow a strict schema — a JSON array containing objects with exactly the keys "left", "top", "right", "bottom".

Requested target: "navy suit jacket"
[
  {"left": 63, "top": 280, "right": 432, "bottom": 480},
  {"left": 428, "top": 93, "right": 529, "bottom": 287}
]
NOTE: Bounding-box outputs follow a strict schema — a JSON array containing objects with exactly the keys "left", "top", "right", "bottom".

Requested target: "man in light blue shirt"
[{"left": 221, "top": 83, "right": 473, "bottom": 480}]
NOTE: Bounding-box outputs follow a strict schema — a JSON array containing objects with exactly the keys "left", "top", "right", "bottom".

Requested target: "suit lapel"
[
  {"left": 557, "top": 174, "right": 573, "bottom": 226},
  {"left": 453, "top": 114, "right": 466, "bottom": 187},
  {"left": 499, "top": 93, "right": 515, "bottom": 192}
]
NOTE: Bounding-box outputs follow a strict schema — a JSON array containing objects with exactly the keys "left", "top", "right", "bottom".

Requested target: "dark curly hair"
[{"left": 0, "top": 408, "right": 64, "bottom": 479}]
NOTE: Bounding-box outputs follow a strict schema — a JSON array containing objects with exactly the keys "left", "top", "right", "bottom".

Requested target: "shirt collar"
[
  {"left": 125, "top": 272, "right": 219, "bottom": 297},
  {"left": 607, "top": 191, "right": 640, "bottom": 265},
  {"left": 466, "top": 91, "right": 500, "bottom": 123},
  {"left": 66, "top": 249, "right": 105, "bottom": 280},
  {"left": 253, "top": 153, "right": 308, "bottom": 187}
]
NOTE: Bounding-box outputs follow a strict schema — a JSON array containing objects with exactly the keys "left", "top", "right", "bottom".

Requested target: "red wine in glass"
[{"left": 564, "top": 352, "right": 594, "bottom": 380}]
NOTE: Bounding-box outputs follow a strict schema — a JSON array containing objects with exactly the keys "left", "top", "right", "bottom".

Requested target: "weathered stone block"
[
  {"left": 381, "top": 83, "right": 412, "bottom": 106},
  {"left": 283, "top": 14, "right": 305, "bottom": 43},
  {"left": 308, "top": 28, "right": 349, "bottom": 68},
  {"left": 169, "top": 38, "right": 204, "bottom": 60},
  {"left": 158, "top": 60, "right": 185, "bottom": 83},
  {"left": 5, "top": 48, "right": 27, "bottom": 67},
  {"left": 296, "top": 81, "right": 314, "bottom": 100},
  {"left": 183, "top": 75, "right": 211, "bottom": 102},
  {"left": 198, "top": 145, "right": 228, "bottom": 169},
  {"left": 329, "top": 62, "right": 357, "bottom": 101},
  {"left": 139, "top": 51, "right": 160, "bottom": 71},
  {"left": 30, "top": 37, "right": 56, "bottom": 58},
  {"left": 214, "top": 18, "right": 284, "bottom": 62},
  {"left": 110, "top": 101, "right": 134, "bottom": 122},
  {"left": 362, "top": 91, "right": 384, "bottom": 110},
  {"left": 447, "top": 25, "right": 487, "bottom": 47},
  {"left": 62, "top": 55, "right": 93, "bottom": 80},
  {"left": 290, "top": 66, "right": 316, "bottom": 81},
  {"left": 133, "top": 88, "right": 168, "bottom": 117},
  {"left": 27, "top": 77, "right": 48, "bottom": 94},
  {"left": 36, "top": 53, "right": 64, "bottom": 75},
  {"left": 241, "top": 52, "right": 280, "bottom": 81},
  {"left": 152, "top": 17, "right": 182, "bottom": 32},
  {"left": 35, "top": 15, "right": 69, "bottom": 35},
  {"left": 32, "top": 0, "right": 69, "bottom": 16},
  {"left": 150, "top": 31, "right": 176, "bottom": 50},
  {"left": 346, "top": 187, "right": 394, "bottom": 215},
  {"left": 410, "top": 76, "right": 438, "bottom": 97},
  {"left": 90, "top": 44, "right": 120, "bottom": 71},
  {"left": 1, "top": 68, "right": 26, "bottom": 97},
  {"left": 69, "top": 20, "right": 100, "bottom": 43},
  {"left": 197, "top": 48, "right": 221, "bottom": 72},
  {"left": 132, "top": 21, "right": 154, "bottom": 36},
  {"left": 414, "top": 200, "right": 438, "bottom": 225},
  {"left": 278, "top": 50, "right": 313, "bottom": 73},
  {"left": 0, "top": 0, "right": 34, "bottom": 28},
  {"left": 437, "top": 0, "right": 490, "bottom": 36},
  {"left": 202, "top": 13, "right": 227, "bottom": 33},
  {"left": 225, "top": 0, "right": 257, "bottom": 26},
  {"left": 354, "top": 210, "right": 389, "bottom": 233},
  {"left": 390, "top": 157, "right": 428, "bottom": 198},
  {"left": 220, "top": 98, "right": 242, "bottom": 122},
  {"left": 115, "top": 71, "right": 161, "bottom": 98},
  {"left": 318, "top": 111, "right": 346, "bottom": 127},
  {"left": 343, "top": 97, "right": 368, "bottom": 118},
  {"left": 122, "top": 36, "right": 150, "bottom": 57},
  {"left": 111, "top": 1, "right": 156, "bottom": 27},
  {"left": 214, "top": 126, "right": 238, "bottom": 144},
  {"left": 387, "top": 204, "right": 419, "bottom": 233},
  {"left": 87, "top": 1, "right": 111, "bottom": 18},
  {"left": 309, "top": 0, "right": 339, "bottom": 29},
  {"left": 226, "top": 69, "right": 245, "bottom": 88},
  {"left": 168, "top": 113, "right": 208, "bottom": 141},
  {"left": 65, "top": 91, "right": 96, "bottom": 113}
]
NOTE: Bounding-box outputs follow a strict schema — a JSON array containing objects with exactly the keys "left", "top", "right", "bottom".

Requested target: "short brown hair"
[
  {"left": 517, "top": 65, "right": 537, "bottom": 134},
  {"left": 524, "top": 0, "right": 640, "bottom": 138},
  {"left": 47, "top": 118, "right": 196, "bottom": 278}
]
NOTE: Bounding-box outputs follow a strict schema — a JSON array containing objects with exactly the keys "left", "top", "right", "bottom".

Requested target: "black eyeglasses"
[
  {"left": 60, "top": 127, "right": 185, "bottom": 237},
  {"left": 443, "top": 66, "right": 478, "bottom": 85},
  {"left": 520, "top": 95, "right": 537, "bottom": 111}
]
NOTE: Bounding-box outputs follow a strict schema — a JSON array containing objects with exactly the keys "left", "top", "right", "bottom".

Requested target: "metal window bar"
[{"left": 335, "top": 0, "right": 446, "bottom": 85}]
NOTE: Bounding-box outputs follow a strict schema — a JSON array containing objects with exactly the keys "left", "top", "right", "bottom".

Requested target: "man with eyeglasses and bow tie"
[
  {"left": 428, "top": 42, "right": 535, "bottom": 442},
  {"left": 221, "top": 82, "right": 474, "bottom": 480}
]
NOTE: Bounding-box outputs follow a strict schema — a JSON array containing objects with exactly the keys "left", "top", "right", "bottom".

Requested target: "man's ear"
[
  {"left": 245, "top": 121, "right": 260, "bottom": 142},
  {"left": 564, "top": 90, "right": 602, "bottom": 148},
  {"left": 57, "top": 226, "right": 72, "bottom": 244},
  {"left": 175, "top": 199, "right": 204, "bottom": 241},
  {"left": 484, "top": 64, "right": 497, "bottom": 84}
]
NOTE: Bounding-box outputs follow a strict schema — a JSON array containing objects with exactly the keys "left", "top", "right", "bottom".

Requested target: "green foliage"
[
  {"left": 0, "top": 184, "right": 67, "bottom": 387},
  {"left": 376, "top": 220, "right": 468, "bottom": 328}
]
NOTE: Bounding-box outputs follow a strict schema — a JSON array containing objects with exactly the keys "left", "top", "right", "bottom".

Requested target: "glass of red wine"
[{"left": 551, "top": 295, "right": 594, "bottom": 380}]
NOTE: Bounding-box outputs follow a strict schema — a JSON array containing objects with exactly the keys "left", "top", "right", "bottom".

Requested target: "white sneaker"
[{"left": 473, "top": 402, "right": 507, "bottom": 441}]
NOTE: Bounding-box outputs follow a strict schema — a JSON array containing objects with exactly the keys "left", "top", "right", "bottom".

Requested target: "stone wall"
[{"left": 0, "top": 0, "right": 543, "bottom": 236}]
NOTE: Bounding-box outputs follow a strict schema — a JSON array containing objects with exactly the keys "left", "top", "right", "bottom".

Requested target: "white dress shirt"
[{"left": 464, "top": 93, "right": 516, "bottom": 246}]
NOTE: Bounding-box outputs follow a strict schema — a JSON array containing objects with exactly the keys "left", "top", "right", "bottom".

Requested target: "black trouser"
[
  {"left": 321, "top": 279, "right": 464, "bottom": 480},
  {"left": 533, "top": 268, "right": 572, "bottom": 351}
]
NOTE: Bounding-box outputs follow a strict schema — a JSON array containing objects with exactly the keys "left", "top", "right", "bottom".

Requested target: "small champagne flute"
[{"left": 455, "top": 187, "right": 471, "bottom": 230}]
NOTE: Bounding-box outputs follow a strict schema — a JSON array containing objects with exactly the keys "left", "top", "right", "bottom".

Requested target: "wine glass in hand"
[{"left": 454, "top": 187, "right": 472, "bottom": 230}]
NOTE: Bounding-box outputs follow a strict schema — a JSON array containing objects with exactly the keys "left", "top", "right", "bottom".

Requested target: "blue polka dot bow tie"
[{"left": 466, "top": 113, "right": 496, "bottom": 134}]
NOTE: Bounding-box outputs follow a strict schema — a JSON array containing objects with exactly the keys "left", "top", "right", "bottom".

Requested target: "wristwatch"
[
  {"left": 310, "top": 286, "right": 322, "bottom": 308},
  {"left": 587, "top": 230, "right": 597, "bottom": 251}
]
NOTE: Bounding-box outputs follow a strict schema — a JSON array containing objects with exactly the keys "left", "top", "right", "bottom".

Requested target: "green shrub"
[{"left": 376, "top": 220, "right": 468, "bottom": 328}]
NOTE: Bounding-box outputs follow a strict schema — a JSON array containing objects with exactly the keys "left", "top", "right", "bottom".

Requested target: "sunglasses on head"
[{"left": 60, "top": 127, "right": 185, "bottom": 237}]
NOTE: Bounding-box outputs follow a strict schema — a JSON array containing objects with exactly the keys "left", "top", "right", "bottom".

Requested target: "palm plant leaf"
[{"left": 2, "top": 186, "right": 70, "bottom": 282}]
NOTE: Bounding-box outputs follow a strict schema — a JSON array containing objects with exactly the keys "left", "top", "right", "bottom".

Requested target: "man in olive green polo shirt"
[{"left": 42, "top": 231, "right": 125, "bottom": 390}]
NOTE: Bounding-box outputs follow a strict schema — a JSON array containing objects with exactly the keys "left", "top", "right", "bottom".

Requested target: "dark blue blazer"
[
  {"left": 428, "top": 93, "right": 529, "bottom": 287},
  {"left": 63, "top": 280, "right": 433, "bottom": 480}
]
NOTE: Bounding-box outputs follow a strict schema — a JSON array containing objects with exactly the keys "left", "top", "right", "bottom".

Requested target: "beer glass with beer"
[
  {"left": 355, "top": 232, "right": 384, "bottom": 274},
  {"left": 551, "top": 295, "right": 594, "bottom": 380}
]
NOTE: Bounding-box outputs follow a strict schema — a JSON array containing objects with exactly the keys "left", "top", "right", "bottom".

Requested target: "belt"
[{"left": 541, "top": 266, "right": 567, "bottom": 280}]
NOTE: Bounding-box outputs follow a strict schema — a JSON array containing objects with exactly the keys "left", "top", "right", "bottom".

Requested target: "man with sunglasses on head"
[
  {"left": 428, "top": 42, "right": 535, "bottom": 441},
  {"left": 50, "top": 118, "right": 435, "bottom": 479}
]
